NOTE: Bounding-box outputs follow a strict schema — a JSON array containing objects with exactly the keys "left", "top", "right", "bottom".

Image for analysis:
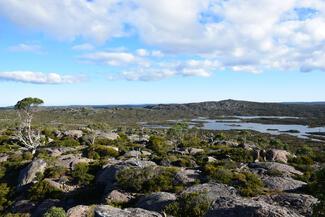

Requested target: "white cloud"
[
  {"left": 9, "top": 43, "right": 43, "bottom": 53},
  {"left": 0, "top": 71, "right": 84, "bottom": 84},
  {"left": 72, "top": 43, "right": 94, "bottom": 51},
  {"left": 81, "top": 51, "right": 136, "bottom": 66},
  {"left": 1, "top": 0, "right": 325, "bottom": 79}
]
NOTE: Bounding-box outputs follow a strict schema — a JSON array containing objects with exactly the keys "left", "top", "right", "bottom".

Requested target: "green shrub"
[
  {"left": 232, "top": 172, "right": 264, "bottom": 197},
  {"left": 116, "top": 166, "right": 181, "bottom": 193},
  {"left": 87, "top": 145, "right": 119, "bottom": 159},
  {"left": 204, "top": 163, "right": 233, "bottom": 184},
  {"left": 45, "top": 166, "right": 67, "bottom": 179},
  {"left": 147, "top": 136, "right": 171, "bottom": 155},
  {"left": 43, "top": 207, "right": 67, "bottom": 217},
  {"left": 51, "top": 138, "right": 80, "bottom": 147},
  {"left": 308, "top": 168, "right": 325, "bottom": 217},
  {"left": 72, "top": 163, "right": 94, "bottom": 185},
  {"left": 165, "top": 192, "right": 211, "bottom": 217},
  {"left": 0, "top": 183, "right": 10, "bottom": 211},
  {"left": 29, "top": 180, "right": 62, "bottom": 201}
]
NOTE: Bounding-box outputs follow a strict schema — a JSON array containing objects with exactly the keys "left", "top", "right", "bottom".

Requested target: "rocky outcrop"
[
  {"left": 67, "top": 205, "right": 90, "bottom": 217},
  {"left": 18, "top": 159, "right": 47, "bottom": 186},
  {"left": 266, "top": 149, "right": 291, "bottom": 163},
  {"left": 44, "top": 178, "right": 78, "bottom": 192},
  {"left": 205, "top": 196, "right": 302, "bottom": 217},
  {"left": 94, "top": 205, "right": 162, "bottom": 217},
  {"left": 249, "top": 162, "right": 303, "bottom": 177},
  {"left": 105, "top": 190, "right": 134, "bottom": 205},
  {"left": 57, "top": 154, "right": 93, "bottom": 169},
  {"left": 136, "top": 192, "right": 176, "bottom": 212},
  {"left": 261, "top": 176, "right": 306, "bottom": 191},
  {"left": 32, "top": 199, "right": 59, "bottom": 217},
  {"left": 183, "top": 183, "right": 237, "bottom": 202},
  {"left": 11, "top": 200, "right": 36, "bottom": 213},
  {"left": 64, "top": 130, "right": 83, "bottom": 139},
  {"left": 174, "top": 168, "right": 201, "bottom": 185},
  {"left": 257, "top": 193, "right": 318, "bottom": 217}
]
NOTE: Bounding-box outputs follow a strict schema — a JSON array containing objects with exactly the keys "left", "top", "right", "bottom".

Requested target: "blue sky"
[{"left": 0, "top": 0, "right": 324, "bottom": 106}]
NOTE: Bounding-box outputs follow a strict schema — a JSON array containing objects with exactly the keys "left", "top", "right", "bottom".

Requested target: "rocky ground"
[{"left": 0, "top": 127, "right": 324, "bottom": 217}]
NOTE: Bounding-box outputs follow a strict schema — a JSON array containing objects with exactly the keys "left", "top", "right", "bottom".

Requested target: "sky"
[{"left": 0, "top": 0, "right": 325, "bottom": 106}]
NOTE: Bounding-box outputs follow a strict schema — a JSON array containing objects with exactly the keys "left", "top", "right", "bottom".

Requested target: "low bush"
[
  {"left": 43, "top": 207, "right": 67, "bottom": 217},
  {"left": 71, "top": 163, "right": 94, "bottom": 185},
  {"left": 29, "top": 180, "right": 62, "bottom": 201},
  {"left": 0, "top": 183, "right": 10, "bottom": 211},
  {"left": 87, "top": 145, "right": 119, "bottom": 159},
  {"left": 45, "top": 166, "right": 67, "bottom": 179},
  {"left": 116, "top": 166, "right": 181, "bottom": 193},
  {"left": 232, "top": 172, "right": 264, "bottom": 197},
  {"left": 164, "top": 192, "right": 212, "bottom": 217},
  {"left": 50, "top": 138, "right": 80, "bottom": 147}
]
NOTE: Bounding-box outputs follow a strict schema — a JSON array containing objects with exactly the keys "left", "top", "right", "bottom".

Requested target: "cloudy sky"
[{"left": 0, "top": 0, "right": 324, "bottom": 106}]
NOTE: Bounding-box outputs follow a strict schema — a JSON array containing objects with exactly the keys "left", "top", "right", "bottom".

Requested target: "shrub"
[
  {"left": 204, "top": 163, "right": 233, "bottom": 184},
  {"left": 147, "top": 136, "right": 171, "bottom": 155},
  {"left": 116, "top": 166, "right": 181, "bottom": 193},
  {"left": 45, "top": 166, "right": 67, "bottom": 179},
  {"left": 0, "top": 183, "right": 10, "bottom": 211},
  {"left": 165, "top": 192, "right": 211, "bottom": 217},
  {"left": 308, "top": 168, "right": 325, "bottom": 217},
  {"left": 232, "top": 172, "right": 264, "bottom": 197},
  {"left": 43, "top": 207, "right": 67, "bottom": 217},
  {"left": 51, "top": 138, "right": 80, "bottom": 147},
  {"left": 72, "top": 163, "right": 94, "bottom": 185},
  {"left": 87, "top": 145, "right": 119, "bottom": 159},
  {"left": 29, "top": 180, "right": 62, "bottom": 201}
]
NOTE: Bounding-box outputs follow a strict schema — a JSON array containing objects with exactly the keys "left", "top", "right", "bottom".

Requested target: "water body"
[{"left": 144, "top": 116, "right": 325, "bottom": 140}]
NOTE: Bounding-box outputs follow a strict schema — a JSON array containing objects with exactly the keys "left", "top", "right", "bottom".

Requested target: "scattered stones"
[
  {"left": 136, "top": 192, "right": 176, "bottom": 212},
  {"left": 18, "top": 159, "right": 47, "bottom": 187}
]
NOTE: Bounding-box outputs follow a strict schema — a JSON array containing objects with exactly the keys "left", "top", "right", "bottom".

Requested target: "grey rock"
[
  {"left": 12, "top": 200, "right": 36, "bottom": 213},
  {"left": 57, "top": 154, "right": 93, "bottom": 169},
  {"left": 262, "top": 176, "right": 306, "bottom": 191},
  {"left": 0, "top": 154, "right": 9, "bottom": 162},
  {"left": 183, "top": 183, "right": 237, "bottom": 202},
  {"left": 257, "top": 193, "right": 318, "bottom": 217},
  {"left": 205, "top": 196, "right": 302, "bottom": 217},
  {"left": 94, "top": 205, "right": 162, "bottom": 217},
  {"left": 105, "top": 190, "right": 134, "bottom": 205},
  {"left": 174, "top": 168, "right": 201, "bottom": 185},
  {"left": 249, "top": 162, "right": 303, "bottom": 177},
  {"left": 67, "top": 205, "right": 90, "bottom": 217},
  {"left": 32, "top": 199, "right": 59, "bottom": 217},
  {"left": 18, "top": 159, "right": 47, "bottom": 186},
  {"left": 64, "top": 130, "right": 83, "bottom": 139},
  {"left": 136, "top": 192, "right": 176, "bottom": 212},
  {"left": 266, "top": 149, "right": 291, "bottom": 163}
]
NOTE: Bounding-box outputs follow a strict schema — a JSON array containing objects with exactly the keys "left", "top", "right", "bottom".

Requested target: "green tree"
[{"left": 14, "top": 97, "right": 44, "bottom": 154}]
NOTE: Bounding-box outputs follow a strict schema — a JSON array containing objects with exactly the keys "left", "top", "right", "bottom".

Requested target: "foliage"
[
  {"left": 50, "top": 137, "right": 80, "bottom": 147},
  {"left": 14, "top": 98, "right": 44, "bottom": 110},
  {"left": 204, "top": 164, "right": 233, "bottom": 184},
  {"left": 45, "top": 166, "right": 67, "bottom": 179},
  {"left": 0, "top": 183, "right": 10, "bottom": 211},
  {"left": 116, "top": 166, "right": 181, "bottom": 193},
  {"left": 87, "top": 145, "right": 119, "bottom": 159},
  {"left": 29, "top": 180, "right": 62, "bottom": 201},
  {"left": 72, "top": 163, "right": 94, "bottom": 185},
  {"left": 43, "top": 207, "right": 67, "bottom": 217},
  {"left": 147, "top": 135, "right": 171, "bottom": 155},
  {"left": 165, "top": 192, "right": 212, "bottom": 217},
  {"left": 232, "top": 172, "right": 264, "bottom": 197},
  {"left": 308, "top": 168, "right": 325, "bottom": 217}
]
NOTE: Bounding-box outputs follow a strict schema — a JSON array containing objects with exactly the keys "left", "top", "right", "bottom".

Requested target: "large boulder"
[
  {"left": 249, "top": 162, "right": 303, "bottom": 177},
  {"left": 67, "top": 205, "right": 90, "bottom": 217},
  {"left": 257, "top": 193, "right": 318, "bottom": 217},
  {"left": 18, "top": 159, "right": 47, "bottom": 186},
  {"left": 266, "top": 149, "right": 291, "bottom": 163},
  {"left": 11, "top": 200, "right": 36, "bottom": 213},
  {"left": 182, "top": 183, "right": 237, "bottom": 202},
  {"left": 94, "top": 205, "right": 163, "bottom": 217},
  {"left": 105, "top": 190, "right": 134, "bottom": 205},
  {"left": 136, "top": 192, "right": 176, "bottom": 212},
  {"left": 44, "top": 178, "right": 78, "bottom": 193},
  {"left": 205, "top": 196, "right": 302, "bottom": 217},
  {"left": 261, "top": 176, "right": 306, "bottom": 191},
  {"left": 57, "top": 154, "right": 93, "bottom": 169},
  {"left": 64, "top": 130, "right": 83, "bottom": 139},
  {"left": 174, "top": 168, "right": 201, "bottom": 185}
]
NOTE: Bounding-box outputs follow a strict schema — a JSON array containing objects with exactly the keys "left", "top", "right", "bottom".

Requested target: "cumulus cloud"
[
  {"left": 0, "top": 71, "right": 84, "bottom": 84},
  {"left": 72, "top": 43, "right": 94, "bottom": 51},
  {"left": 9, "top": 43, "right": 43, "bottom": 53},
  {"left": 1, "top": 0, "right": 324, "bottom": 80},
  {"left": 81, "top": 51, "right": 136, "bottom": 66}
]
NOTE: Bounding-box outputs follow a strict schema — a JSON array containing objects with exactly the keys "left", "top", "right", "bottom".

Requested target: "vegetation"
[{"left": 43, "top": 207, "right": 66, "bottom": 217}]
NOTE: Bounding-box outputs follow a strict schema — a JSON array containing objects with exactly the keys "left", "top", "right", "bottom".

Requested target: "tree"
[{"left": 14, "top": 97, "right": 44, "bottom": 154}]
